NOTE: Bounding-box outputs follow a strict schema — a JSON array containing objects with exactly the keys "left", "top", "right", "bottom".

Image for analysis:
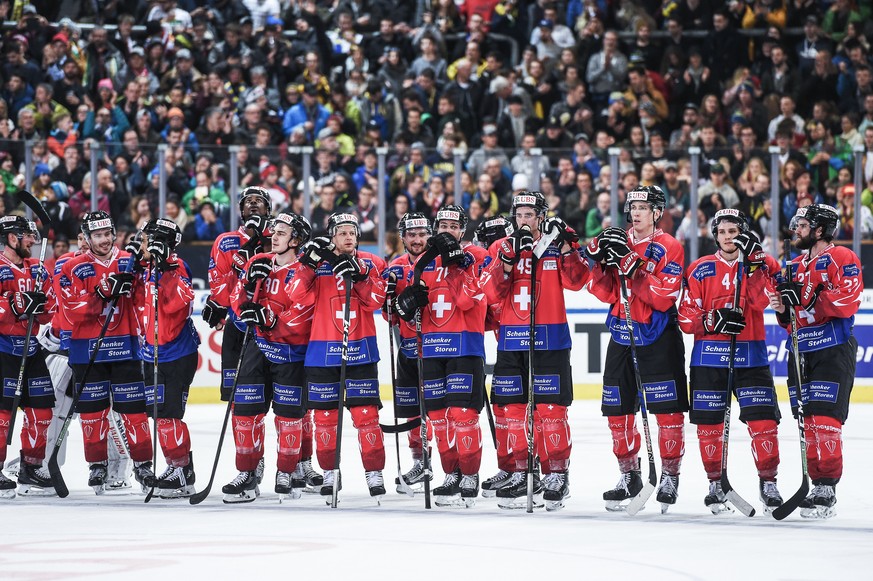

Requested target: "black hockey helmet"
[
  {"left": 624, "top": 185, "right": 667, "bottom": 222},
  {"left": 398, "top": 212, "right": 432, "bottom": 237},
  {"left": 0, "top": 215, "right": 38, "bottom": 241},
  {"left": 790, "top": 204, "right": 840, "bottom": 241},
  {"left": 273, "top": 212, "right": 312, "bottom": 245},
  {"left": 510, "top": 191, "right": 548, "bottom": 218},
  {"left": 81, "top": 210, "right": 116, "bottom": 240},
  {"left": 238, "top": 185, "right": 271, "bottom": 215},
  {"left": 710, "top": 208, "right": 749, "bottom": 239},
  {"left": 434, "top": 204, "right": 468, "bottom": 232},
  {"left": 474, "top": 215, "right": 515, "bottom": 247},
  {"left": 327, "top": 212, "right": 360, "bottom": 237},
  {"left": 144, "top": 218, "right": 183, "bottom": 250}
]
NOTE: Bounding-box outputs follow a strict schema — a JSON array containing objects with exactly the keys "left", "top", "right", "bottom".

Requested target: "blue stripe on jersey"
[
  {"left": 141, "top": 320, "right": 201, "bottom": 363},
  {"left": 304, "top": 336, "right": 380, "bottom": 367},
  {"left": 422, "top": 331, "right": 485, "bottom": 358},
  {"left": 796, "top": 318, "right": 854, "bottom": 352},
  {"left": 497, "top": 323, "right": 572, "bottom": 351},
  {"left": 69, "top": 334, "right": 140, "bottom": 364},
  {"left": 253, "top": 337, "right": 307, "bottom": 364},
  {"left": 690, "top": 340, "right": 769, "bottom": 367},
  {"left": 606, "top": 310, "right": 669, "bottom": 347},
  {"left": 0, "top": 335, "right": 38, "bottom": 357}
]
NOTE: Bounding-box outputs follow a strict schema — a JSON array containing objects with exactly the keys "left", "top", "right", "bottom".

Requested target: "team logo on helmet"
[
  {"left": 434, "top": 205, "right": 468, "bottom": 231},
  {"left": 274, "top": 212, "right": 312, "bottom": 244},
  {"left": 510, "top": 191, "right": 547, "bottom": 217},
  {"left": 328, "top": 213, "right": 360, "bottom": 237}
]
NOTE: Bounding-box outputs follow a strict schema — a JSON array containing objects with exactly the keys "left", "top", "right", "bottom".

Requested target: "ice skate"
[
  {"left": 222, "top": 470, "right": 259, "bottom": 504},
  {"left": 543, "top": 472, "right": 570, "bottom": 512},
  {"left": 276, "top": 471, "right": 301, "bottom": 502},
  {"left": 88, "top": 463, "right": 108, "bottom": 495},
  {"left": 433, "top": 468, "right": 462, "bottom": 507},
  {"left": 481, "top": 469, "right": 512, "bottom": 498},
  {"left": 656, "top": 473, "right": 679, "bottom": 514},
  {"left": 603, "top": 469, "right": 643, "bottom": 512},
  {"left": 497, "top": 472, "right": 544, "bottom": 510},
  {"left": 705, "top": 480, "right": 734, "bottom": 514},
  {"left": 157, "top": 455, "right": 196, "bottom": 499},
  {"left": 0, "top": 471, "right": 16, "bottom": 499},
  {"left": 17, "top": 459, "right": 56, "bottom": 497},
  {"left": 255, "top": 457, "right": 265, "bottom": 485},
  {"left": 291, "top": 458, "right": 323, "bottom": 493},
  {"left": 4, "top": 456, "right": 20, "bottom": 479},
  {"left": 759, "top": 479, "right": 783, "bottom": 515},
  {"left": 132, "top": 461, "right": 157, "bottom": 493},
  {"left": 394, "top": 459, "right": 431, "bottom": 494},
  {"left": 366, "top": 470, "right": 386, "bottom": 505},
  {"left": 320, "top": 470, "right": 342, "bottom": 504},
  {"left": 800, "top": 484, "right": 836, "bottom": 520}
]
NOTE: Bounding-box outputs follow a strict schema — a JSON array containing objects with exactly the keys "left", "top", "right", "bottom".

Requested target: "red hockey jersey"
[
  {"left": 588, "top": 228, "right": 684, "bottom": 346},
  {"left": 61, "top": 248, "right": 141, "bottom": 364},
  {"left": 50, "top": 249, "right": 85, "bottom": 347},
  {"left": 288, "top": 250, "right": 387, "bottom": 367},
  {"left": 679, "top": 252, "right": 780, "bottom": 367},
  {"left": 136, "top": 255, "right": 200, "bottom": 363},
  {"left": 231, "top": 252, "right": 314, "bottom": 364},
  {"left": 208, "top": 227, "right": 257, "bottom": 331},
  {"left": 779, "top": 244, "right": 863, "bottom": 352},
  {"left": 0, "top": 253, "right": 54, "bottom": 357},
  {"left": 481, "top": 238, "right": 589, "bottom": 351}
]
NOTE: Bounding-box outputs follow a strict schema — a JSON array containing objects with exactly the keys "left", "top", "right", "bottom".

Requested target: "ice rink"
[{"left": 3, "top": 400, "right": 872, "bottom": 581}]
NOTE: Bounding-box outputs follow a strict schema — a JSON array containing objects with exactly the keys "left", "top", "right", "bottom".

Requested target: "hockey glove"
[
  {"left": 201, "top": 297, "right": 228, "bottom": 328},
  {"left": 299, "top": 237, "right": 336, "bottom": 270},
  {"left": 95, "top": 272, "right": 135, "bottom": 301},
  {"left": 9, "top": 291, "right": 48, "bottom": 317},
  {"left": 231, "top": 236, "right": 263, "bottom": 275},
  {"left": 585, "top": 234, "right": 609, "bottom": 263},
  {"left": 776, "top": 280, "right": 825, "bottom": 311},
  {"left": 541, "top": 216, "right": 579, "bottom": 245},
  {"left": 125, "top": 231, "right": 144, "bottom": 263},
  {"left": 394, "top": 283, "right": 429, "bottom": 322},
  {"left": 244, "top": 214, "right": 270, "bottom": 238},
  {"left": 428, "top": 232, "right": 465, "bottom": 266},
  {"left": 599, "top": 227, "right": 629, "bottom": 249},
  {"left": 732, "top": 232, "right": 766, "bottom": 271},
  {"left": 245, "top": 257, "right": 273, "bottom": 293},
  {"left": 238, "top": 301, "right": 277, "bottom": 331},
  {"left": 703, "top": 308, "right": 746, "bottom": 335},
  {"left": 604, "top": 245, "right": 643, "bottom": 278},
  {"left": 147, "top": 238, "right": 174, "bottom": 272},
  {"left": 498, "top": 228, "right": 533, "bottom": 265},
  {"left": 332, "top": 254, "right": 368, "bottom": 282}
]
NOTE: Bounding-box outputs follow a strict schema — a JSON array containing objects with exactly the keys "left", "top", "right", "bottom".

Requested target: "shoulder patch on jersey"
[
  {"left": 462, "top": 251, "right": 475, "bottom": 269},
  {"left": 542, "top": 259, "right": 558, "bottom": 271},
  {"left": 384, "top": 265, "right": 405, "bottom": 280},
  {"left": 29, "top": 264, "right": 48, "bottom": 280},
  {"left": 218, "top": 235, "right": 241, "bottom": 253},
  {"left": 692, "top": 261, "right": 716, "bottom": 281},
  {"left": 72, "top": 263, "right": 96, "bottom": 279},
  {"left": 117, "top": 257, "right": 132, "bottom": 272},
  {"left": 643, "top": 241, "right": 667, "bottom": 263},
  {"left": 316, "top": 263, "right": 334, "bottom": 277},
  {"left": 285, "top": 268, "right": 297, "bottom": 283},
  {"left": 0, "top": 266, "right": 13, "bottom": 282},
  {"left": 663, "top": 260, "right": 682, "bottom": 275},
  {"left": 482, "top": 255, "right": 493, "bottom": 269},
  {"left": 815, "top": 255, "right": 832, "bottom": 271},
  {"left": 843, "top": 263, "right": 860, "bottom": 277},
  {"left": 59, "top": 274, "right": 71, "bottom": 288}
]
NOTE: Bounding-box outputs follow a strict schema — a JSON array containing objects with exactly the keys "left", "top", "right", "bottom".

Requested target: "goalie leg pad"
[
  {"left": 20, "top": 407, "right": 52, "bottom": 465},
  {"left": 351, "top": 405, "right": 385, "bottom": 471},
  {"left": 120, "top": 412, "right": 153, "bottom": 462},
  {"left": 80, "top": 410, "right": 110, "bottom": 463},
  {"left": 747, "top": 419, "right": 779, "bottom": 480},
  {"left": 313, "top": 409, "right": 338, "bottom": 471},
  {"left": 656, "top": 413, "right": 685, "bottom": 475},
  {"left": 697, "top": 423, "right": 724, "bottom": 480},
  {"left": 608, "top": 414, "right": 641, "bottom": 473},
  {"left": 537, "top": 404, "right": 571, "bottom": 473},
  {"left": 232, "top": 413, "right": 266, "bottom": 471},
  {"left": 275, "top": 416, "right": 303, "bottom": 474},
  {"left": 451, "top": 407, "right": 482, "bottom": 476},
  {"left": 157, "top": 418, "right": 191, "bottom": 467},
  {"left": 427, "top": 408, "right": 457, "bottom": 474}
]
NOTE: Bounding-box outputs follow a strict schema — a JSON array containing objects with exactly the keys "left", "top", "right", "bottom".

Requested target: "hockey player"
[
  {"left": 384, "top": 212, "right": 434, "bottom": 493},
  {"left": 224, "top": 213, "right": 315, "bottom": 503},
  {"left": 586, "top": 185, "right": 688, "bottom": 512},
  {"left": 136, "top": 219, "right": 200, "bottom": 499},
  {"left": 391, "top": 205, "right": 488, "bottom": 507},
  {"left": 61, "top": 211, "right": 156, "bottom": 494},
  {"left": 289, "top": 213, "right": 388, "bottom": 500},
  {"left": 0, "top": 216, "right": 55, "bottom": 497},
  {"left": 480, "top": 192, "right": 589, "bottom": 510},
  {"left": 678, "top": 209, "right": 784, "bottom": 514},
  {"left": 772, "top": 204, "right": 863, "bottom": 519}
]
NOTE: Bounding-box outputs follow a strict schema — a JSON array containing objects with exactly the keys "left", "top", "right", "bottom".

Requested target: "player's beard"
[
  {"left": 794, "top": 230, "right": 816, "bottom": 250},
  {"left": 13, "top": 238, "right": 32, "bottom": 260}
]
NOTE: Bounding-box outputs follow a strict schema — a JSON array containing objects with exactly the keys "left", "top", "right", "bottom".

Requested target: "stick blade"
[
  {"left": 721, "top": 473, "right": 756, "bottom": 517},
  {"left": 15, "top": 190, "right": 52, "bottom": 228},
  {"left": 625, "top": 481, "right": 656, "bottom": 516},
  {"left": 48, "top": 457, "right": 69, "bottom": 499},
  {"left": 771, "top": 477, "right": 810, "bottom": 520}
]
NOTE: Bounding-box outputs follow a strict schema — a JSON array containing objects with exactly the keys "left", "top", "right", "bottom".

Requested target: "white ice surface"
[{"left": 3, "top": 401, "right": 872, "bottom": 581}]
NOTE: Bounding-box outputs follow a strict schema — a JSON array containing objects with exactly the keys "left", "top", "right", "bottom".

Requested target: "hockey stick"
[
  {"left": 144, "top": 257, "right": 160, "bottom": 502},
  {"left": 189, "top": 281, "right": 262, "bottom": 505},
  {"left": 720, "top": 252, "right": 756, "bottom": 517},
  {"left": 48, "top": 254, "right": 138, "bottom": 497},
  {"left": 385, "top": 289, "right": 415, "bottom": 497},
  {"left": 525, "top": 231, "right": 538, "bottom": 514},
  {"left": 772, "top": 239, "right": 810, "bottom": 520},
  {"left": 620, "top": 274, "right": 658, "bottom": 516},
  {"left": 482, "top": 376, "right": 497, "bottom": 448},
  {"left": 330, "top": 274, "right": 353, "bottom": 509},
  {"left": 411, "top": 244, "right": 440, "bottom": 509}
]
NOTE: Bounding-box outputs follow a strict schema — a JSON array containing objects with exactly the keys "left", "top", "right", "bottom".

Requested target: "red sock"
[
  {"left": 608, "top": 414, "right": 641, "bottom": 473},
  {"left": 301, "top": 409, "right": 314, "bottom": 459},
  {"left": 80, "top": 409, "right": 110, "bottom": 463},
  {"left": 157, "top": 418, "right": 191, "bottom": 467},
  {"left": 0, "top": 409, "right": 10, "bottom": 464},
  {"left": 313, "top": 409, "right": 338, "bottom": 471},
  {"left": 806, "top": 415, "right": 843, "bottom": 482},
  {"left": 537, "top": 404, "right": 571, "bottom": 473},
  {"left": 503, "top": 403, "right": 529, "bottom": 472},
  {"left": 20, "top": 407, "right": 52, "bottom": 465},
  {"left": 697, "top": 423, "right": 724, "bottom": 480},
  {"left": 451, "top": 407, "right": 482, "bottom": 475},
  {"left": 492, "top": 404, "right": 512, "bottom": 472},
  {"left": 120, "top": 412, "right": 153, "bottom": 462},
  {"left": 656, "top": 413, "right": 685, "bottom": 475},
  {"left": 232, "top": 413, "right": 265, "bottom": 471},
  {"left": 747, "top": 419, "right": 779, "bottom": 480},
  {"left": 275, "top": 416, "right": 303, "bottom": 473},
  {"left": 351, "top": 405, "right": 385, "bottom": 471}
]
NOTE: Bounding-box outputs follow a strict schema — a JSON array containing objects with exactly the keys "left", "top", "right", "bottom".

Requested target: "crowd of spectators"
[{"left": 2, "top": 0, "right": 873, "bottom": 265}]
